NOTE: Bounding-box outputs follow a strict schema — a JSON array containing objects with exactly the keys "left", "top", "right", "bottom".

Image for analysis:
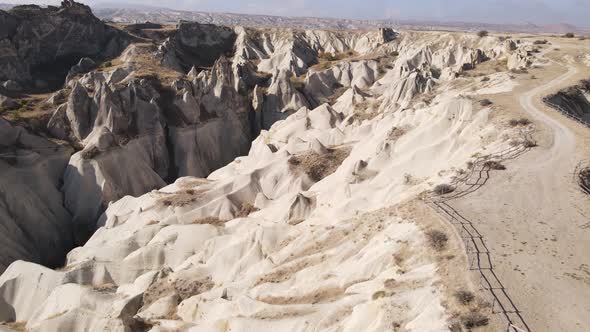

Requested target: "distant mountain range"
[{"left": 1, "top": 3, "right": 588, "bottom": 35}]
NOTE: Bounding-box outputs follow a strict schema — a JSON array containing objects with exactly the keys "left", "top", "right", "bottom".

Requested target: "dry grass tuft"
[
  {"left": 1, "top": 322, "right": 26, "bottom": 332},
  {"left": 483, "top": 160, "right": 506, "bottom": 170},
  {"left": 289, "top": 147, "right": 352, "bottom": 182},
  {"left": 93, "top": 283, "right": 118, "bottom": 293},
  {"left": 479, "top": 99, "right": 493, "bottom": 106},
  {"left": 509, "top": 117, "right": 531, "bottom": 127},
  {"left": 523, "top": 138, "right": 537, "bottom": 148},
  {"left": 81, "top": 146, "right": 101, "bottom": 160},
  {"left": 236, "top": 202, "right": 259, "bottom": 218},
  {"left": 160, "top": 189, "right": 203, "bottom": 207},
  {"left": 388, "top": 127, "right": 407, "bottom": 141},
  {"left": 289, "top": 75, "right": 306, "bottom": 92},
  {"left": 192, "top": 216, "right": 226, "bottom": 226},
  {"left": 461, "top": 312, "right": 489, "bottom": 329},
  {"left": 454, "top": 289, "right": 475, "bottom": 305},
  {"left": 578, "top": 167, "right": 590, "bottom": 195},
  {"left": 426, "top": 230, "right": 449, "bottom": 251},
  {"left": 372, "top": 290, "right": 387, "bottom": 300}
]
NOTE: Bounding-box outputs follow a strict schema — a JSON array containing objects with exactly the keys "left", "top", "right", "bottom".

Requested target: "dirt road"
[{"left": 450, "top": 57, "right": 590, "bottom": 332}]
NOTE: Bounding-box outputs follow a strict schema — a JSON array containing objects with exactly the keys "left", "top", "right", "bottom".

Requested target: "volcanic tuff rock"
[
  {"left": 0, "top": 31, "right": 540, "bottom": 327},
  {"left": 0, "top": 118, "right": 75, "bottom": 272},
  {"left": 0, "top": 2, "right": 130, "bottom": 90},
  {"left": 0, "top": 5, "right": 540, "bottom": 287}
]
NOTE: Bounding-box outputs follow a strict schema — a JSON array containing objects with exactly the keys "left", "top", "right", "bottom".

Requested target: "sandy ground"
[{"left": 444, "top": 39, "right": 590, "bottom": 332}]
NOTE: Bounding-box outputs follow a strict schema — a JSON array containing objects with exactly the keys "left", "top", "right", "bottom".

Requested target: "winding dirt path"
[
  {"left": 519, "top": 61, "right": 578, "bottom": 166},
  {"left": 450, "top": 58, "right": 590, "bottom": 332}
]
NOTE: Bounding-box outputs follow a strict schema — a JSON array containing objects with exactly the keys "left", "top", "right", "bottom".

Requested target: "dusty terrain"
[
  {"left": 1, "top": 3, "right": 590, "bottom": 331},
  {"left": 436, "top": 36, "right": 590, "bottom": 332}
]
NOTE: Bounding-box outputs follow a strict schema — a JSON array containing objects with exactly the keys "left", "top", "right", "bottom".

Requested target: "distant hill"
[
  {"left": 93, "top": 7, "right": 590, "bottom": 35},
  {"left": 1, "top": 3, "right": 588, "bottom": 35}
]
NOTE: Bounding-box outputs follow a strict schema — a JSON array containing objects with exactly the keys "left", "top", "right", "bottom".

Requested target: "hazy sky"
[{"left": 4, "top": 0, "right": 590, "bottom": 27}]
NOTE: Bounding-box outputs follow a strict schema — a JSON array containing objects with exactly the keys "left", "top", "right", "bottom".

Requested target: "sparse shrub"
[
  {"left": 289, "top": 147, "right": 351, "bottom": 182},
  {"left": 462, "top": 312, "right": 489, "bottom": 328},
  {"left": 517, "top": 118, "right": 531, "bottom": 126},
  {"left": 481, "top": 76, "right": 490, "bottom": 82},
  {"left": 236, "top": 202, "right": 259, "bottom": 217},
  {"left": 372, "top": 290, "right": 387, "bottom": 300},
  {"left": 449, "top": 321, "right": 463, "bottom": 332},
  {"left": 509, "top": 118, "right": 531, "bottom": 127},
  {"left": 102, "top": 61, "right": 112, "bottom": 68},
  {"left": 426, "top": 230, "right": 448, "bottom": 251},
  {"left": 578, "top": 167, "right": 590, "bottom": 194},
  {"left": 563, "top": 32, "right": 575, "bottom": 38},
  {"left": 523, "top": 138, "right": 537, "bottom": 148},
  {"left": 160, "top": 189, "right": 202, "bottom": 207},
  {"left": 81, "top": 146, "right": 100, "bottom": 160},
  {"left": 479, "top": 99, "right": 493, "bottom": 106},
  {"left": 391, "top": 50, "right": 399, "bottom": 57},
  {"left": 454, "top": 289, "right": 475, "bottom": 305},
  {"left": 433, "top": 184, "right": 455, "bottom": 195},
  {"left": 192, "top": 216, "right": 225, "bottom": 226},
  {"left": 533, "top": 39, "right": 548, "bottom": 45},
  {"left": 7, "top": 108, "right": 23, "bottom": 120},
  {"left": 289, "top": 75, "right": 306, "bottom": 92},
  {"left": 288, "top": 156, "right": 301, "bottom": 166},
  {"left": 510, "top": 68, "right": 528, "bottom": 74},
  {"left": 477, "top": 30, "right": 489, "bottom": 38},
  {"left": 483, "top": 160, "right": 506, "bottom": 170}
]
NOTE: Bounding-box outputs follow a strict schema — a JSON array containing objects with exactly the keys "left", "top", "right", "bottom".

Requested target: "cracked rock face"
[
  {"left": 0, "top": 118, "right": 75, "bottom": 272},
  {"left": 0, "top": 3, "right": 129, "bottom": 90}
]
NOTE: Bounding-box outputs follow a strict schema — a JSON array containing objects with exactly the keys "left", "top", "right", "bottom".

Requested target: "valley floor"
[{"left": 443, "top": 44, "right": 590, "bottom": 331}]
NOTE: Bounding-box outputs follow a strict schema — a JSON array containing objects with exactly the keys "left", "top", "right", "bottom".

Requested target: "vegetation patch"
[
  {"left": 1, "top": 322, "right": 26, "bottom": 332},
  {"left": 426, "top": 230, "right": 449, "bottom": 251},
  {"left": 578, "top": 167, "right": 590, "bottom": 195},
  {"left": 289, "top": 75, "right": 306, "bottom": 93},
  {"left": 483, "top": 160, "right": 506, "bottom": 170},
  {"left": 192, "top": 216, "right": 226, "bottom": 226},
  {"left": 479, "top": 99, "right": 493, "bottom": 106},
  {"left": 236, "top": 202, "right": 259, "bottom": 218},
  {"left": 461, "top": 312, "right": 489, "bottom": 329},
  {"left": 433, "top": 184, "right": 455, "bottom": 195},
  {"left": 509, "top": 118, "right": 531, "bottom": 127},
  {"left": 454, "top": 289, "right": 475, "bottom": 305},
  {"left": 288, "top": 147, "right": 352, "bottom": 182},
  {"left": 81, "top": 146, "right": 101, "bottom": 160},
  {"left": 160, "top": 189, "right": 203, "bottom": 207}
]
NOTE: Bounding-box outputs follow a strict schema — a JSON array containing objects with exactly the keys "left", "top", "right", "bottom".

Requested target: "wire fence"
[{"left": 426, "top": 143, "right": 533, "bottom": 332}]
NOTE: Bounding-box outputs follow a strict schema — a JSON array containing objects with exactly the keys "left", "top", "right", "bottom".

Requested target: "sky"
[{"left": 4, "top": 0, "right": 590, "bottom": 27}]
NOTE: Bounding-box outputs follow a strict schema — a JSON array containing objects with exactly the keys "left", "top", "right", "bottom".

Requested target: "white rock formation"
[
  {"left": 0, "top": 26, "right": 540, "bottom": 331},
  {"left": 0, "top": 119, "right": 74, "bottom": 272}
]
